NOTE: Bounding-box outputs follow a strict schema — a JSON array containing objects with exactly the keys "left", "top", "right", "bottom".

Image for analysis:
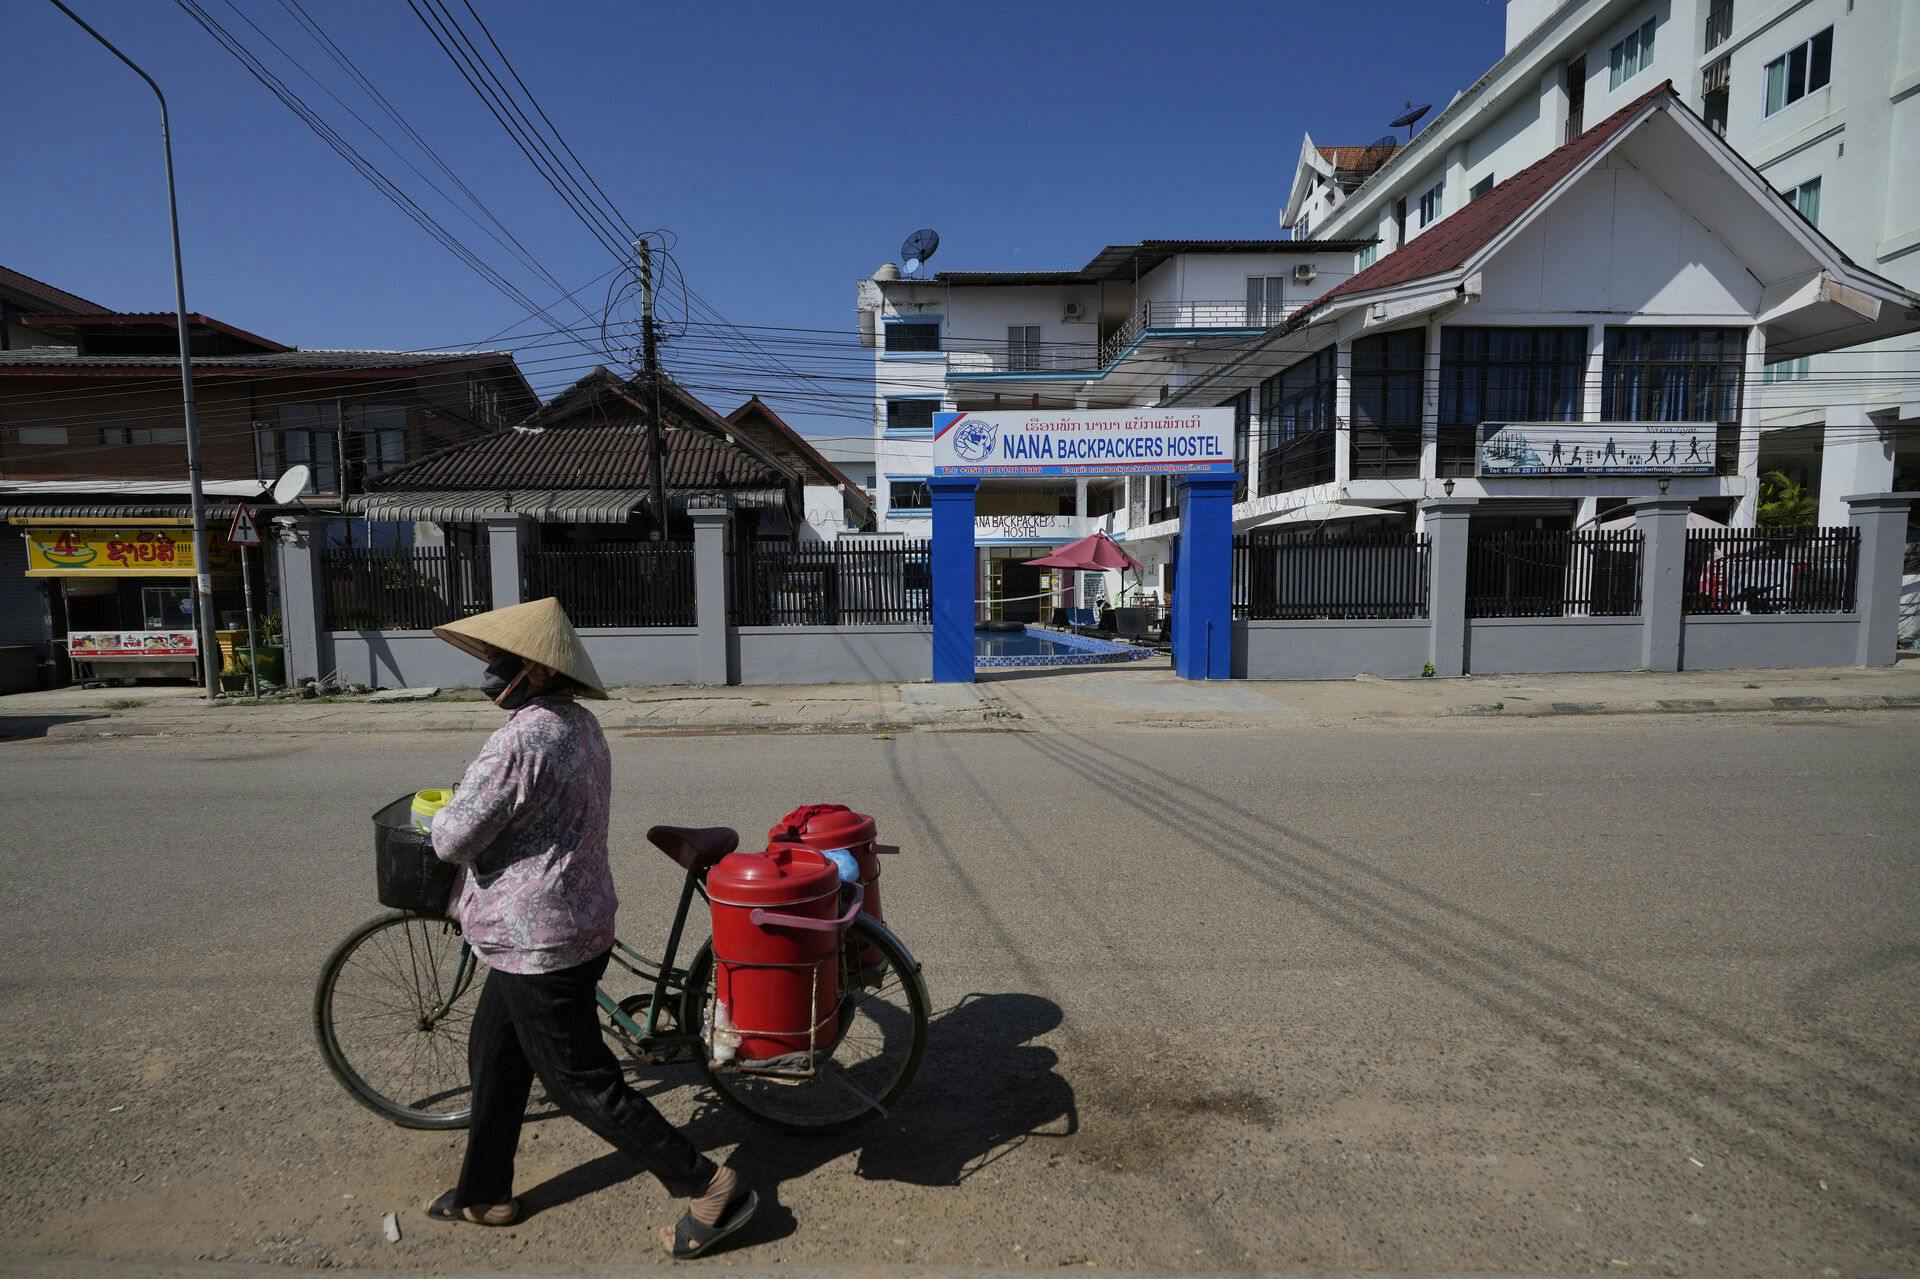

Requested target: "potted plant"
[{"left": 239, "top": 611, "right": 287, "bottom": 689}]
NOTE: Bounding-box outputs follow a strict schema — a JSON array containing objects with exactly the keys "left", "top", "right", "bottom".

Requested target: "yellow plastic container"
[{"left": 411, "top": 788, "right": 454, "bottom": 833}]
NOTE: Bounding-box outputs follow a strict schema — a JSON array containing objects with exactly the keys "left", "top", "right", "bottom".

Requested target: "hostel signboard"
[
  {"left": 1479, "top": 422, "right": 1719, "bottom": 477},
  {"left": 933, "top": 408, "right": 1235, "bottom": 478},
  {"left": 22, "top": 524, "right": 239, "bottom": 577}
]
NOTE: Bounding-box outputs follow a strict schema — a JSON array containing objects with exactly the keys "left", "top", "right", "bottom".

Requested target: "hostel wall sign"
[{"left": 933, "top": 408, "right": 1235, "bottom": 478}]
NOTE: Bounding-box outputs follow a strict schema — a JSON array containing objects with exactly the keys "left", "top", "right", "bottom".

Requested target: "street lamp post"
[{"left": 48, "top": 0, "right": 221, "bottom": 699}]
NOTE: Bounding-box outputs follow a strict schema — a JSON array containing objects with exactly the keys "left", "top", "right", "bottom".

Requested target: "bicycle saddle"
[{"left": 646, "top": 824, "right": 739, "bottom": 872}]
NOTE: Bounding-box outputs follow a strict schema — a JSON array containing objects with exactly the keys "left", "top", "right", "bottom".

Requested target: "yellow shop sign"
[{"left": 23, "top": 524, "right": 238, "bottom": 578}]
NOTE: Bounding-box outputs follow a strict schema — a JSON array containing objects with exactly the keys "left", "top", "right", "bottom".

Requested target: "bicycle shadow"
[{"left": 516, "top": 990, "right": 1074, "bottom": 1243}]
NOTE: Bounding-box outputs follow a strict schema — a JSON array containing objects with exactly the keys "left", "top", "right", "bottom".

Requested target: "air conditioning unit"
[
  {"left": 1292, "top": 263, "right": 1318, "bottom": 284},
  {"left": 1062, "top": 301, "right": 1087, "bottom": 322}
]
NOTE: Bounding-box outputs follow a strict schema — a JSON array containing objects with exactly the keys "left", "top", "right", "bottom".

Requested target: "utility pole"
[
  {"left": 49, "top": 0, "right": 220, "bottom": 699},
  {"left": 637, "top": 239, "right": 668, "bottom": 543}
]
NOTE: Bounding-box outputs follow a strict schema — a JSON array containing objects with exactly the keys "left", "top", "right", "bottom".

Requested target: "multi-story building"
[
  {"left": 855, "top": 238, "right": 1370, "bottom": 616},
  {"left": 858, "top": 81, "right": 1918, "bottom": 625},
  {"left": 1287, "top": 0, "right": 1920, "bottom": 522},
  {"left": 0, "top": 265, "right": 534, "bottom": 686}
]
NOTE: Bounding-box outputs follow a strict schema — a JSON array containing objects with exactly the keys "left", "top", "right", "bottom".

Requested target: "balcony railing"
[
  {"left": 945, "top": 300, "right": 1296, "bottom": 376},
  {"left": 1098, "top": 299, "right": 1294, "bottom": 367},
  {"left": 1705, "top": 1, "right": 1733, "bottom": 51}
]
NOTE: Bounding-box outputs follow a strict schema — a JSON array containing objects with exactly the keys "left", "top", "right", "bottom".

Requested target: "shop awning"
[
  {"left": 346, "top": 486, "right": 788, "bottom": 524},
  {"left": 1241, "top": 501, "right": 1406, "bottom": 531}
]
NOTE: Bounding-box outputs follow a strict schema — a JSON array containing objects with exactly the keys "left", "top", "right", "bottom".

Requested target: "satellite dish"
[
  {"left": 1390, "top": 101, "right": 1431, "bottom": 140},
  {"left": 1369, "top": 133, "right": 1398, "bottom": 150},
  {"left": 271, "top": 464, "right": 313, "bottom": 504},
  {"left": 900, "top": 228, "right": 940, "bottom": 276}
]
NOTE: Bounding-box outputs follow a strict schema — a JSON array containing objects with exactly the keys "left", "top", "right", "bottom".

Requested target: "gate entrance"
[{"left": 926, "top": 408, "right": 1239, "bottom": 682}]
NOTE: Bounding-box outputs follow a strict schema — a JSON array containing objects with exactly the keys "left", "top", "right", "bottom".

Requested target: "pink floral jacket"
[{"left": 432, "top": 695, "right": 616, "bottom": 974}]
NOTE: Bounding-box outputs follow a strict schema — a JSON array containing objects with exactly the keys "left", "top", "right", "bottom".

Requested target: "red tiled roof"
[
  {"left": 1317, "top": 142, "right": 1399, "bottom": 176},
  {"left": 1291, "top": 81, "right": 1674, "bottom": 329},
  {"left": 0, "top": 265, "right": 113, "bottom": 315}
]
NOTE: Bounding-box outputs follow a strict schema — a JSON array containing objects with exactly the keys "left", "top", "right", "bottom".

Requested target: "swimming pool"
[{"left": 974, "top": 626, "right": 1155, "bottom": 668}]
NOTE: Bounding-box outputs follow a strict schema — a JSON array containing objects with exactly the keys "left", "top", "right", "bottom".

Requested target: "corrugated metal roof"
[
  {"left": 923, "top": 238, "right": 1376, "bottom": 285},
  {"left": 0, "top": 502, "right": 260, "bottom": 520},
  {"left": 0, "top": 265, "right": 113, "bottom": 315},
  {"left": 348, "top": 486, "right": 785, "bottom": 524},
  {"left": 0, "top": 346, "right": 516, "bottom": 372},
  {"left": 369, "top": 369, "right": 792, "bottom": 496}
]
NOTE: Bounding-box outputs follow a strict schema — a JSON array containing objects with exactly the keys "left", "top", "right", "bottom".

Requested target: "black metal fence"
[
  {"left": 1233, "top": 531, "right": 1431, "bottom": 620},
  {"left": 1466, "top": 529, "right": 1643, "bottom": 618},
  {"left": 1684, "top": 527, "right": 1858, "bottom": 614},
  {"left": 729, "top": 539, "right": 932, "bottom": 626},
  {"left": 523, "top": 542, "right": 696, "bottom": 627},
  {"left": 323, "top": 543, "right": 492, "bottom": 631}
]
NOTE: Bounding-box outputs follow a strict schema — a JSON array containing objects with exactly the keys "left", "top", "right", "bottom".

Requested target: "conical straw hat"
[{"left": 433, "top": 597, "right": 607, "bottom": 699}]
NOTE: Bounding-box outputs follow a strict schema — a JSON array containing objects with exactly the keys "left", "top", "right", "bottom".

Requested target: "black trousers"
[{"left": 454, "top": 949, "right": 716, "bottom": 1206}]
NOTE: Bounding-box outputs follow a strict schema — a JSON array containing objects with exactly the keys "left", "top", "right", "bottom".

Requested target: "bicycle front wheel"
[
  {"left": 681, "top": 915, "right": 928, "bottom": 1135},
  {"left": 314, "top": 911, "right": 482, "bottom": 1130}
]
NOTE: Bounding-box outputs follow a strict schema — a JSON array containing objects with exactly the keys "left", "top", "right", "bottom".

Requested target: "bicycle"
[{"left": 314, "top": 822, "right": 928, "bottom": 1136}]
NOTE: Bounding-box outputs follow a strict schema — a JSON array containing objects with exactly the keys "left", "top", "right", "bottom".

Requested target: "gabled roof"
[
  {"left": 1174, "top": 81, "right": 1919, "bottom": 404},
  {"left": 19, "top": 311, "right": 291, "bottom": 352},
  {"left": 1289, "top": 81, "right": 1675, "bottom": 328},
  {"left": 0, "top": 265, "right": 113, "bottom": 315},
  {"left": 725, "top": 397, "right": 875, "bottom": 522},
  {"left": 1317, "top": 142, "right": 1400, "bottom": 180},
  {"left": 369, "top": 368, "right": 791, "bottom": 499}
]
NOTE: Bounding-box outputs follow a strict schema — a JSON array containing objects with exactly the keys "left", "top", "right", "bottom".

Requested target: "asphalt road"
[{"left": 0, "top": 712, "right": 1914, "bottom": 1275}]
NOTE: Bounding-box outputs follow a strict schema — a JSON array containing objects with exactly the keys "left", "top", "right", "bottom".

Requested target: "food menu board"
[{"left": 67, "top": 630, "right": 199, "bottom": 658}]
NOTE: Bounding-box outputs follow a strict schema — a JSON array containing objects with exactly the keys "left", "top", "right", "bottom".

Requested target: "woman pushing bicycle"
[{"left": 420, "top": 596, "right": 758, "bottom": 1259}]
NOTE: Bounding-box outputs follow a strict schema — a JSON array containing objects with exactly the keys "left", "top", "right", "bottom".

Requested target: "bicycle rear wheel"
[
  {"left": 681, "top": 916, "right": 928, "bottom": 1135},
  {"left": 314, "top": 911, "right": 481, "bottom": 1130}
]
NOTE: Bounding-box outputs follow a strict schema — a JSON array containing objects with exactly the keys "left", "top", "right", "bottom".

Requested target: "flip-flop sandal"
[
  {"left": 424, "top": 1189, "right": 523, "bottom": 1226},
  {"left": 662, "top": 1189, "right": 758, "bottom": 1260}
]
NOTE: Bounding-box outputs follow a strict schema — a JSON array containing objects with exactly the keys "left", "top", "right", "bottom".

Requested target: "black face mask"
[{"left": 481, "top": 652, "right": 534, "bottom": 711}]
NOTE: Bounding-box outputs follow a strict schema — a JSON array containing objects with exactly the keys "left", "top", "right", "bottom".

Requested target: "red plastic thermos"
[
  {"left": 768, "top": 803, "right": 889, "bottom": 927},
  {"left": 705, "top": 846, "right": 842, "bottom": 1062}
]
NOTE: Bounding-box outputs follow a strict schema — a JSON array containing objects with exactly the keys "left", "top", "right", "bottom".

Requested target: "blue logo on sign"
[{"left": 953, "top": 421, "right": 997, "bottom": 461}]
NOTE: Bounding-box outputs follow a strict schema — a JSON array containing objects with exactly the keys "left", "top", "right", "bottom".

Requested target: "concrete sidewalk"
[{"left": 3, "top": 655, "right": 1915, "bottom": 740}]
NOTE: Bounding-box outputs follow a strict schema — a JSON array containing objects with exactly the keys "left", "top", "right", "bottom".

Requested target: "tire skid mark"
[
  {"left": 1002, "top": 718, "right": 1918, "bottom": 1234},
  {"left": 881, "top": 736, "right": 1251, "bottom": 1266}
]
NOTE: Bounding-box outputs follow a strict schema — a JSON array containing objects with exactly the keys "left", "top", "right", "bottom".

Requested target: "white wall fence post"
[
  {"left": 481, "top": 515, "right": 526, "bottom": 610},
  {"left": 689, "top": 507, "right": 732, "bottom": 686},
  {"left": 272, "top": 515, "right": 328, "bottom": 682},
  {"left": 1420, "top": 497, "right": 1476, "bottom": 676},
  {"left": 1846, "top": 492, "right": 1918, "bottom": 667},
  {"left": 1630, "top": 497, "right": 1691, "bottom": 672}
]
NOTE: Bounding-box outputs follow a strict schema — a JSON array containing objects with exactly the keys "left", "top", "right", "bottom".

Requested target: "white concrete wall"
[{"left": 1473, "top": 157, "right": 1763, "bottom": 317}]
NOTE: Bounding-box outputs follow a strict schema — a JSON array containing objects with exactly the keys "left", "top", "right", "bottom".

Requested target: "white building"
[
  {"left": 855, "top": 239, "right": 1370, "bottom": 616},
  {"left": 856, "top": 84, "right": 1918, "bottom": 629},
  {"left": 1286, "top": 0, "right": 1920, "bottom": 523}
]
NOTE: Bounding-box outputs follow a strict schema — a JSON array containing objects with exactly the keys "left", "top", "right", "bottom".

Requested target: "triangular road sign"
[{"left": 227, "top": 502, "right": 264, "bottom": 547}]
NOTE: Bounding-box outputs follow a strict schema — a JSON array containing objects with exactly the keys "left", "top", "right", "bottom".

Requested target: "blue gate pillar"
[
  {"left": 929, "top": 476, "right": 980, "bottom": 683},
  {"left": 1172, "top": 474, "right": 1237, "bottom": 680}
]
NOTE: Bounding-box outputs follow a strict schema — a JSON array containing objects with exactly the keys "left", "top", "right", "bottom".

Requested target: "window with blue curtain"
[
  {"left": 1438, "top": 327, "right": 1587, "bottom": 476},
  {"left": 1601, "top": 328, "right": 1745, "bottom": 473}
]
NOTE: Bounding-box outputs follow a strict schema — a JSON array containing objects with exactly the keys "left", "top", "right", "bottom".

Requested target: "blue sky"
[{"left": 4, "top": 0, "right": 1505, "bottom": 442}]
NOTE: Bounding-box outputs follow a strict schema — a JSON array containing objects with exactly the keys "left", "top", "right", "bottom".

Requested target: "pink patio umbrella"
[{"left": 1024, "top": 532, "right": 1142, "bottom": 619}]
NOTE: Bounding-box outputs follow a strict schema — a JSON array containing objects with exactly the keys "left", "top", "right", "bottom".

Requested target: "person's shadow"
[{"left": 517, "top": 991, "right": 1075, "bottom": 1242}]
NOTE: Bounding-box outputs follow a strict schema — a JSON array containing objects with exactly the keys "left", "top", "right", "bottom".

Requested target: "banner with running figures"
[{"left": 1479, "top": 422, "right": 1719, "bottom": 476}]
